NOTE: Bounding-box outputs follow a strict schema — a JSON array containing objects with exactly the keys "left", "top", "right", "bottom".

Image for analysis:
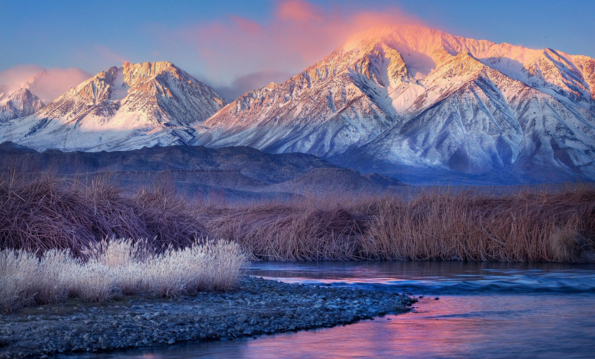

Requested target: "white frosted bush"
[
  {"left": 62, "top": 259, "right": 117, "bottom": 302},
  {"left": 0, "top": 249, "right": 40, "bottom": 311},
  {"left": 0, "top": 239, "right": 247, "bottom": 312},
  {"left": 35, "top": 249, "right": 74, "bottom": 303}
]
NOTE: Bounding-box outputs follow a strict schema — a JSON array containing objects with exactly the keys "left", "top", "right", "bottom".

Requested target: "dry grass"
[
  {"left": 205, "top": 203, "right": 366, "bottom": 260},
  {"left": 0, "top": 170, "right": 593, "bottom": 265},
  {"left": 206, "top": 186, "right": 595, "bottom": 262},
  {"left": 360, "top": 188, "right": 595, "bottom": 262},
  {"left": 0, "top": 172, "right": 206, "bottom": 257},
  {"left": 0, "top": 239, "right": 247, "bottom": 312}
]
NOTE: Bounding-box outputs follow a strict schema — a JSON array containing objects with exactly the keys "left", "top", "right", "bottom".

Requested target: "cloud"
[
  {"left": 0, "top": 65, "right": 44, "bottom": 93},
  {"left": 0, "top": 1, "right": 427, "bottom": 103},
  {"left": 93, "top": 45, "right": 129, "bottom": 64},
  {"left": 276, "top": 0, "right": 323, "bottom": 22},
  {"left": 27, "top": 68, "right": 93, "bottom": 103},
  {"left": 170, "top": 0, "right": 425, "bottom": 86},
  {"left": 212, "top": 70, "right": 294, "bottom": 100},
  {"left": 68, "top": 45, "right": 132, "bottom": 75},
  {"left": 0, "top": 65, "right": 92, "bottom": 103}
]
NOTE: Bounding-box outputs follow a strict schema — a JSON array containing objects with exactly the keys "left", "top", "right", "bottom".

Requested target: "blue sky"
[{"left": 1, "top": 0, "right": 593, "bottom": 99}]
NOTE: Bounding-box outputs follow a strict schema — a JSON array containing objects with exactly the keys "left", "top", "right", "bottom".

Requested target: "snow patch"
[{"left": 110, "top": 68, "right": 129, "bottom": 102}]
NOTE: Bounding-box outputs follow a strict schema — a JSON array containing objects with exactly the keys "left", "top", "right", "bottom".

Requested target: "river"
[{"left": 67, "top": 261, "right": 595, "bottom": 358}]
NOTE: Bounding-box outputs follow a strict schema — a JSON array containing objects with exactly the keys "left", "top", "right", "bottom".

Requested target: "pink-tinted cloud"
[
  {"left": 0, "top": 65, "right": 44, "bottom": 92},
  {"left": 94, "top": 45, "right": 129, "bottom": 64},
  {"left": 173, "top": 0, "right": 426, "bottom": 84},
  {"left": 0, "top": 65, "right": 92, "bottom": 103},
  {"left": 213, "top": 70, "right": 293, "bottom": 100},
  {"left": 276, "top": 0, "right": 322, "bottom": 22},
  {"left": 229, "top": 15, "right": 265, "bottom": 35},
  {"left": 28, "top": 68, "right": 93, "bottom": 103}
]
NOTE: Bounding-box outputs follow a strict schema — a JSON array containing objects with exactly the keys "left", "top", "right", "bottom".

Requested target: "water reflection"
[{"left": 64, "top": 262, "right": 595, "bottom": 359}]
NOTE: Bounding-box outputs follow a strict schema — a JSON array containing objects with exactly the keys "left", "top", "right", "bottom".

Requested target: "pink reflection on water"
[
  {"left": 237, "top": 297, "right": 476, "bottom": 358},
  {"left": 236, "top": 295, "right": 593, "bottom": 358}
]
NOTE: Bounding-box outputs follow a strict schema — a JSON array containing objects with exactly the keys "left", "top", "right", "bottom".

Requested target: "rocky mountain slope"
[
  {"left": 0, "top": 62, "right": 225, "bottom": 151},
  {"left": 0, "top": 87, "right": 44, "bottom": 123},
  {"left": 194, "top": 25, "right": 595, "bottom": 183}
]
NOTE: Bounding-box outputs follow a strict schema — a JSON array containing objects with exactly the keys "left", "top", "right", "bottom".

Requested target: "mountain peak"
[
  {"left": 122, "top": 61, "right": 178, "bottom": 83},
  {"left": 342, "top": 25, "right": 401, "bottom": 48},
  {"left": 1, "top": 61, "right": 226, "bottom": 151},
  {"left": 195, "top": 25, "right": 595, "bottom": 183},
  {"left": 0, "top": 87, "right": 44, "bottom": 123}
]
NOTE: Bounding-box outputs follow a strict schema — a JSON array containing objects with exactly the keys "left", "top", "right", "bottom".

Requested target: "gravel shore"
[{"left": 0, "top": 276, "right": 415, "bottom": 358}]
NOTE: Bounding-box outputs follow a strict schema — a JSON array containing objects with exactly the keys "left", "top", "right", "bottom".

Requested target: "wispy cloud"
[
  {"left": 0, "top": 65, "right": 92, "bottom": 103},
  {"left": 93, "top": 45, "right": 129, "bottom": 65},
  {"left": 1, "top": 1, "right": 426, "bottom": 102},
  {"left": 163, "top": 0, "right": 425, "bottom": 90},
  {"left": 211, "top": 70, "right": 294, "bottom": 101},
  {"left": 68, "top": 45, "right": 131, "bottom": 75}
]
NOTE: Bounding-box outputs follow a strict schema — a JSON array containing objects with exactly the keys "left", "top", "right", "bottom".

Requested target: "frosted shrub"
[
  {"left": 35, "top": 249, "right": 74, "bottom": 303},
  {"left": 85, "top": 239, "right": 150, "bottom": 267},
  {"left": 143, "top": 248, "right": 198, "bottom": 297},
  {"left": 0, "top": 249, "right": 40, "bottom": 311},
  {"left": 117, "top": 261, "right": 147, "bottom": 296},
  {"left": 201, "top": 241, "right": 247, "bottom": 290},
  {"left": 0, "top": 239, "right": 247, "bottom": 312},
  {"left": 62, "top": 259, "right": 117, "bottom": 302}
]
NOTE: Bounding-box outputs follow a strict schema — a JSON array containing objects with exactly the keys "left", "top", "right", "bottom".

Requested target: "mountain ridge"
[
  {"left": 1, "top": 25, "right": 594, "bottom": 184},
  {"left": 193, "top": 25, "right": 595, "bottom": 183},
  {"left": 0, "top": 61, "right": 225, "bottom": 151},
  {"left": 0, "top": 142, "right": 400, "bottom": 200}
]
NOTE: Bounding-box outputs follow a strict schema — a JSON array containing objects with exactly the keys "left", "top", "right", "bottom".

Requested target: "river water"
[{"left": 75, "top": 261, "right": 595, "bottom": 358}]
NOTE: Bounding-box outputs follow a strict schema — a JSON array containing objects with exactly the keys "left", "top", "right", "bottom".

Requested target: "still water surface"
[{"left": 74, "top": 262, "right": 595, "bottom": 358}]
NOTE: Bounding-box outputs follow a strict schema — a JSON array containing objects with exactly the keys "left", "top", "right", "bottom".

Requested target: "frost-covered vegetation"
[{"left": 0, "top": 239, "right": 246, "bottom": 312}]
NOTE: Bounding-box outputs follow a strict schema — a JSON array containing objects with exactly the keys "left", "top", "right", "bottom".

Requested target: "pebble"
[{"left": 0, "top": 276, "right": 413, "bottom": 358}]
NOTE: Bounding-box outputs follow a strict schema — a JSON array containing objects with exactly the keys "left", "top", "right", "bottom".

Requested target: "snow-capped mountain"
[
  {"left": 0, "top": 87, "right": 44, "bottom": 123},
  {"left": 1, "top": 26, "right": 594, "bottom": 183},
  {"left": 195, "top": 25, "right": 595, "bottom": 183},
  {"left": 0, "top": 61, "right": 225, "bottom": 151}
]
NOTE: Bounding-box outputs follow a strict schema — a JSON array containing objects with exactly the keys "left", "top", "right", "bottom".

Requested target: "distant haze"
[{"left": 211, "top": 70, "right": 294, "bottom": 101}]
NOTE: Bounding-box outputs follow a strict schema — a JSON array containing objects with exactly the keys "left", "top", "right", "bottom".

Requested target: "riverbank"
[{"left": 0, "top": 276, "right": 414, "bottom": 358}]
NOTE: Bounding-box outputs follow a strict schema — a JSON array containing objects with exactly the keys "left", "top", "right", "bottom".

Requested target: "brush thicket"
[
  {"left": 0, "top": 173, "right": 206, "bottom": 257},
  {"left": 206, "top": 186, "right": 595, "bottom": 262},
  {"left": 1, "top": 170, "right": 593, "bottom": 263}
]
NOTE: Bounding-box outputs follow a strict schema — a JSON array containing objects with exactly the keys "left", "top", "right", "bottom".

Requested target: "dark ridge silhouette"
[{"left": 0, "top": 142, "right": 402, "bottom": 201}]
